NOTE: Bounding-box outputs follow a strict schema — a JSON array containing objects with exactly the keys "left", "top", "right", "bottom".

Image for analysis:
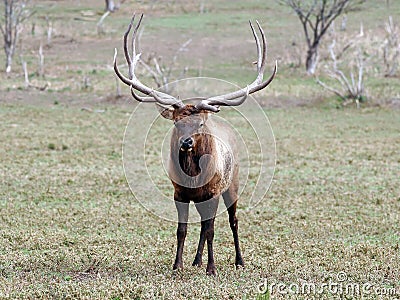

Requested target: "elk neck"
[{"left": 176, "top": 130, "right": 216, "bottom": 177}]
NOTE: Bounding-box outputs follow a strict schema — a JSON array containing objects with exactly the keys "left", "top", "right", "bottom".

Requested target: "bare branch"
[
  {"left": 38, "top": 42, "right": 44, "bottom": 77},
  {"left": 20, "top": 54, "right": 49, "bottom": 91},
  {"left": 97, "top": 10, "right": 110, "bottom": 35},
  {"left": 138, "top": 57, "right": 163, "bottom": 88},
  {"left": 316, "top": 77, "right": 345, "bottom": 100},
  {"left": 45, "top": 16, "right": 53, "bottom": 45}
]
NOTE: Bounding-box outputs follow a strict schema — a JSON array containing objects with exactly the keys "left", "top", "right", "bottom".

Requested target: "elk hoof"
[
  {"left": 235, "top": 264, "right": 245, "bottom": 270},
  {"left": 173, "top": 262, "right": 183, "bottom": 270},
  {"left": 206, "top": 265, "right": 216, "bottom": 276},
  {"left": 235, "top": 257, "right": 245, "bottom": 268},
  {"left": 192, "top": 257, "right": 202, "bottom": 267}
]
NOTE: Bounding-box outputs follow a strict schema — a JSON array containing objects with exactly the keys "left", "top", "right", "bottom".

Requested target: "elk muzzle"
[{"left": 180, "top": 137, "right": 194, "bottom": 152}]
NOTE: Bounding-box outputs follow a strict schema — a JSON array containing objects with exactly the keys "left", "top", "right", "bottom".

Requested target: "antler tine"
[
  {"left": 195, "top": 102, "right": 220, "bottom": 112},
  {"left": 123, "top": 14, "right": 135, "bottom": 78},
  {"left": 249, "top": 60, "right": 277, "bottom": 94},
  {"left": 130, "top": 86, "right": 157, "bottom": 102},
  {"left": 256, "top": 20, "right": 267, "bottom": 76},
  {"left": 114, "top": 14, "right": 184, "bottom": 108},
  {"left": 195, "top": 21, "right": 276, "bottom": 110},
  {"left": 249, "top": 21, "right": 262, "bottom": 72},
  {"left": 114, "top": 49, "right": 132, "bottom": 86},
  {"left": 131, "top": 13, "right": 144, "bottom": 67},
  {"left": 196, "top": 86, "right": 250, "bottom": 111}
]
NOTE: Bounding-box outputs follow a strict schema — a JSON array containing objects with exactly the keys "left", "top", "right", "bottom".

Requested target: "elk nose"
[{"left": 180, "top": 137, "right": 194, "bottom": 151}]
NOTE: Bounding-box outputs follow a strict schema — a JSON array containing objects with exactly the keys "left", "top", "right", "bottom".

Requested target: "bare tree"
[
  {"left": 279, "top": 0, "right": 365, "bottom": 75},
  {"left": 0, "top": 0, "right": 34, "bottom": 73}
]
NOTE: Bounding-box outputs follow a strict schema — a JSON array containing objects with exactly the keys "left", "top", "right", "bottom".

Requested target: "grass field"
[
  {"left": 1, "top": 0, "right": 400, "bottom": 299},
  {"left": 0, "top": 95, "right": 399, "bottom": 299}
]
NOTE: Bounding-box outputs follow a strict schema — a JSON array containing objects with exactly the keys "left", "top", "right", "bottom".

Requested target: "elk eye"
[{"left": 199, "top": 122, "right": 204, "bottom": 127}]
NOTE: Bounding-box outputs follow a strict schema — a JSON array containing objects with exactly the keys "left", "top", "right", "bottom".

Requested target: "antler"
[
  {"left": 114, "top": 15, "right": 276, "bottom": 112},
  {"left": 195, "top": 21, "right": 277, "bottom": 112},
  {"left": 113, "top": 13, "right": 184, "bottom": 108}
]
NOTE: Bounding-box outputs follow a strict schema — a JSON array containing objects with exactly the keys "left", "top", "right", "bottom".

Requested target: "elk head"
[{"left": 158, "top": 104, "right": 210, "bottom": 154}]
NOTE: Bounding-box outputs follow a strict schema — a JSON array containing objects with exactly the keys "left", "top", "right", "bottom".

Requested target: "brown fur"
[{"left": 165, "top": 104, "right": 244, "bottom": 275}]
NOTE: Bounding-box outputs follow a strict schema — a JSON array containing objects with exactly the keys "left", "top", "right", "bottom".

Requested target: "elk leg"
[
  {"left": 205, "top": 217, "right": 216, "bottom": 275},
  {"left": 192, "top": 220, "right": 206, "bottom": 267},
  {"left": 193, "top": 198, "right": 219, "bottom": 275},
  {"left": 173, "top": 201, "right": 189, "bottom": 270},
  {"left": 223, "top": 186, "right": 244, "bottom": 267}
]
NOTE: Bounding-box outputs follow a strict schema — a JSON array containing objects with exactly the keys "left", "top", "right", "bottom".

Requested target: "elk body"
[{"left": 114, "top": 14, "right": 276, "bottom": 275}]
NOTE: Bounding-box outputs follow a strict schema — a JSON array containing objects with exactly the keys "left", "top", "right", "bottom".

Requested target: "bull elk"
[{"left": 114, "top": 14, "right": 277, "bottom": 275}]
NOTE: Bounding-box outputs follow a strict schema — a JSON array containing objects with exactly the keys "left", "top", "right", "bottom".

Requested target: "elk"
[{"left": 114, "top": 14, "right": 277, "bottom": 275}]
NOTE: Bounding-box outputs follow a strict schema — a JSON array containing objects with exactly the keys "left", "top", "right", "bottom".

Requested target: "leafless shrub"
[
  {"left": 45, "top": 15, "right": 52, "bottom": 45},
  {"left": 324, "top": 21, "right": 365, "bottom": 61},
  {"left": 138, "top": 38, "right": 192, "bottom": 92},
  {"left": 37, "top": 42, "right": 44, "bottom": 77},
  {"left": 20, "top": 52, "right": 48, "bottom": 91},
  {"left": 340, "top": 15, "right": 347, "bottom": 31},
  {"left": 317, "top": 24, "right": 372, "bottom": 108},
  {"left": 382, "top": 16, "right": 400, "bottom": 77}
]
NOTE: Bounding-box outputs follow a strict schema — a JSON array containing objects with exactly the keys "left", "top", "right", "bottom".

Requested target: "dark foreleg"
[
  {"left": 173, "top": 200, "right": 189, "bottom": 270},
  {"left": 192, "top": 220, "right": 206, "bottom": 267},
  {"left": 193, "top": 197, "right": 219, "bottom": 275}
]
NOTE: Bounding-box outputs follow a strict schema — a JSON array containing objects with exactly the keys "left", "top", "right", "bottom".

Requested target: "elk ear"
[{"left": 156, "top": 103, "right": 175, "bottom": 120}]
